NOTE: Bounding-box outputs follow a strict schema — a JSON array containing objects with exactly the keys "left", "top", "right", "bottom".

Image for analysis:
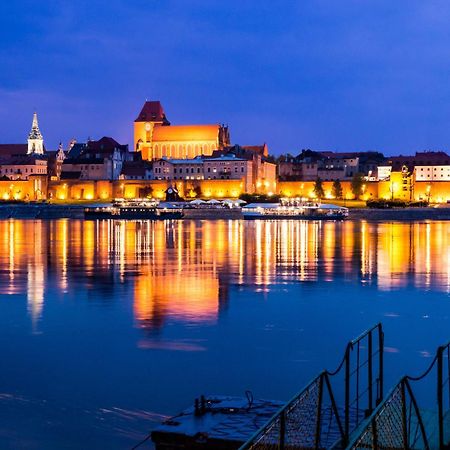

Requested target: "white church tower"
[{"left": 27, "top": 112, "right": 44, "bottom": 155}]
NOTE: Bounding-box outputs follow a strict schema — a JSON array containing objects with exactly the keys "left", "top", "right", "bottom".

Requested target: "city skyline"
[{"left": 2, "top": 1, "right": 450, "bottom": 155}]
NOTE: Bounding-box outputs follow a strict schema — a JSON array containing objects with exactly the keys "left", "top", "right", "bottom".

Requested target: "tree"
[
  {"left": 332, "top": 179, "right": 343, "bottom": 199},
  {"left": 313, "top": 177, "right": 325, "bottom": 199},
  {"left": 351, "top": 173, "right": 364, "bottom": 199}
]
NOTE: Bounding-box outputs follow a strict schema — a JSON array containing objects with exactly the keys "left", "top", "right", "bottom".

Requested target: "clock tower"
[{"left": 134, "top": 101, "right": 170, "bottom": 160}]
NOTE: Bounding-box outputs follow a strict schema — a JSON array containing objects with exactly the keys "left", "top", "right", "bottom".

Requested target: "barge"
[
  {"left": 84, "top": 200, "right": 183, "bottom": 220},
  {"left": 242, "top": 199, "right": 348, "bottom": 220},
  {"left": 150, "top": 395, "right": 283, "bottom": 450}
]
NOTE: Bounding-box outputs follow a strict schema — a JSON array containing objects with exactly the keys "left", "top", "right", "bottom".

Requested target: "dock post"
[
  {"left": 314, "top": 373, "right": 324, "bottom": 449},
  {"left": 344, "top": 344, "right": 351, "bottom": 445},
  {"left": 378, "top": 325, "right": 384, "bottom": 405},
  {"left": 437, "top": 346, "right": 444, "bottom": 450},
  {"left": 401, "top": 381, "right": 408, "bottom": 450},
  {"left": 368, "top": 330, "right": 373, "bottom": 413},
  {"left": 279, "top": 409, "right": 286, "bottom": 450}
]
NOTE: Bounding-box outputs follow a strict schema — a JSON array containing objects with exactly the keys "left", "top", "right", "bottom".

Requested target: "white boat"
[{"left": 242, "top": 199, "right": 348, "bottom": 220}]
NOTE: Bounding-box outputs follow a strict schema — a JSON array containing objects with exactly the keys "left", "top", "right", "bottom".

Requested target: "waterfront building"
[
  {"left": 414, "top": 166, "right": 450, "bottom": 181},
  {"left": 0, "top": 155, "right": 47, "bottom": 180},
  {"left": 0, "top": 112, "right": 49, "bottom": 181},
  {"left": 120, "top": 161, "right": 153, "bottom": 180},
  {"left": 47, "top": 143, "right": 67, "bottom": 180},
  {"left": 278, "top": 150, "right": 386, "bottom": 181},
  {"left": 152, "top": 145, "right": 276, "bottom": 194},
  {"left": 385, "top": 151, "right": 450, "bottom": 172},
  {"left": 61, "top": 137, "right": 131, "bottom": 181},
  {"left": 134, "top": 101, "right": 230, "bottom": 160}
]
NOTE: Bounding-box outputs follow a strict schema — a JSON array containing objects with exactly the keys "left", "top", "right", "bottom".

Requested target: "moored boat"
[
  {"left": 242, "top": 199, "right": 348, "bottom": 220},
  {"left": 84, "top": 199, "right": 183, "bottom": 220}
]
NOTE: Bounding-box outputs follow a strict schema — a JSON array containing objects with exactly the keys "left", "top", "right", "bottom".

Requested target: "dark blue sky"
[{"left": 1, "top": 1, "right": 450, "bottom": 155}]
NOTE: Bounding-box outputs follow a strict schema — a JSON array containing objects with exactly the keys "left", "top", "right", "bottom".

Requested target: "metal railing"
[
  {"left": 347, "top": 341, "right": 450, "bottom": 450},
  {"left": 239, "top": 323, "right": 384, "bottom": 450},
  {"left": 346, "top": 377, "right": 428, "bottom": 449}
]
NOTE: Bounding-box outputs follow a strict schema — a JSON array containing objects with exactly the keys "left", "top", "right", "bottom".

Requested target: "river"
[{"left": 0, "top": 219, "right": 448, "bottom": 449}]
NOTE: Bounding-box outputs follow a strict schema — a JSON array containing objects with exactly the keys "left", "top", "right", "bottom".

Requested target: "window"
[{"left": 174, "top": 168, "right": 177, "bottom": 174}]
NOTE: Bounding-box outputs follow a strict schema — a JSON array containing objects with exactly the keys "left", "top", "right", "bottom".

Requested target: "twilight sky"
[{"left": 1, "top": 0, "right": 450, "bottom": 155}]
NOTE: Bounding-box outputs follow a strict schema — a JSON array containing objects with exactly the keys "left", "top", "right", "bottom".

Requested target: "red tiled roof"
[
  {"left": 0, "top": 144, "right": 28, "bottom": 157},
  {"left": 135, "top": 101, "right": 170, "bottom": 124},
  {"left": 121, "top": 161, "right": 151, "bottom": 176},
  {"left": 86, "top": 136, "right": 121, "bottom": 152},
  {"left": 242, "top": 144, "right": 268, "bottom": 157},
  {"left": 387, "top": 151, "right": 450, "bottom": 170}
]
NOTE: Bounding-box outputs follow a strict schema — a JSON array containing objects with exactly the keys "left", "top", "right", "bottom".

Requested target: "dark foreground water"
[{"left": 0, "top": 219, "right": 449, "bottom": 449}]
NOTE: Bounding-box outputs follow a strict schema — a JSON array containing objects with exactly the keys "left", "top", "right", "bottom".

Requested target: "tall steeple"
[{"left": 27, "top": 112, "right": 44, "bottom": 155}]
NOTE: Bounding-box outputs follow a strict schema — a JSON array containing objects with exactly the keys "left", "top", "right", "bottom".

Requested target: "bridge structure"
[{"left": 239, "top": 325, "right": 450, "bottom": 450}]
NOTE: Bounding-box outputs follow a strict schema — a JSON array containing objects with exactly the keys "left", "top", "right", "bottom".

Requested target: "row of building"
[
  {"left": 1, "top": 100, "right": 450, "bottom": 202},
  {"left": 0, "top": 102, "right": 277, "bottom": 196},
  {"left": 278, "top": 149, "right": 450, "bottom": 183}
]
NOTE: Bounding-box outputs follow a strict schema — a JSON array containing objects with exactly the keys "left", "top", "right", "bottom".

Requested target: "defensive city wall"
[{"left": 0, "top": 177, "right": 449, "bottom": 203}]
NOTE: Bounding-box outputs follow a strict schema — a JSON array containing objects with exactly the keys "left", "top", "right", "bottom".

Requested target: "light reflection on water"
[{"left": 0, "top": 219, "right": 449, "bottom": 448}]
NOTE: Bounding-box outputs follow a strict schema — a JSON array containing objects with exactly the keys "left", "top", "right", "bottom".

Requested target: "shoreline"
[{"left": 0, "top": 203, "right": 450, "bottom": 221}]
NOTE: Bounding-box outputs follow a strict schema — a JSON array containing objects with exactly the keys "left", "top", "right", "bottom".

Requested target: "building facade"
[
  {"left": 62, "top": 137, "right": 131, "bottom": 181},
  {"left": 0, "top": 112, "right": 49, "bottom": 181},
  {"left": 134, "top": 101, "right": 230, "bottom": 160}
]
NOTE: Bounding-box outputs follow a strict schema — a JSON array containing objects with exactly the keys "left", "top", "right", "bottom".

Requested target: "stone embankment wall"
[
  {"left": 182, "top": 209, "right": 243, "bottom": 220},
  {"left": 349, "top": 207, "right": 450, "bottom": 221},
  {"left": 0, "top": 204, "right": 85, "bottom": 219}
]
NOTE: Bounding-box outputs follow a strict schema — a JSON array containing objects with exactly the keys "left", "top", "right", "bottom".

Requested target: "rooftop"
[
  {"left": 152, "top": 124, "right": 221, "bottom": 142},
  {"left": 135, "top": 101, "right": 170, "bottom": 124}
]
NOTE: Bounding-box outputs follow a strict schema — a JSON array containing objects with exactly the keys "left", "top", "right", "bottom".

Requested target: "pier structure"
[
  {"left": 240, "top": 327, "right": 450, "bottom": 450},
  {"left": 239, "top": 324, "right": 384, "bottom": 450},
  {"left": 347, "top": 341, "right": 450, "bottom": 450}
]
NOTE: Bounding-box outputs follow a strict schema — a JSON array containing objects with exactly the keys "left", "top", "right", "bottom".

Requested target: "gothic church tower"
[{"left": 27, "top": 112, "right": 44, "bottom": 155}]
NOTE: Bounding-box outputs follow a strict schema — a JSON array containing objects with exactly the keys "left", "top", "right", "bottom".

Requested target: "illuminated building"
[
  {"left": 414, "top": 166, "right": 450, "bottom": 181},
  {"left": 278, "top": 150, "right": 385, "bottom": 182},
  {"left": 0, "top": 112, "right": 49, "bottom": 185},
  {"left": 61, "top": 136, "right": 131, "bottom": 181},
  {"left": 134, "top": 101, "right": 230, "bottom": 160},
  {"left": 120, "top": 161, "right": 153, "bottom": 180},
  {"left": 27, "top": 112, "right": 44, "bottom": 155}
]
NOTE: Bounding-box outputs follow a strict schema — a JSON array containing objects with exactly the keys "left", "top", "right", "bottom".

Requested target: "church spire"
[{"left": 27, "top": 112, "right": 44, "bottom": 154}]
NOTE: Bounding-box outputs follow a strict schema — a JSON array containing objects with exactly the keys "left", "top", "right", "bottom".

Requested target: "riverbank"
[
  {"left": 0, "top": 204, "right": 85, "bottom": 219},
  {"left": 1, "top": 203, "right": 450, "bottom": 221},
  {"left": 348, "top": 207, "right": 450, "bottom": 221}
]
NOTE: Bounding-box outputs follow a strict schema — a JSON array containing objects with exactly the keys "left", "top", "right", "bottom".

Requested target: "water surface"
[{"left": 0, "top": 219, "right": 449, "bottom": 449}]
